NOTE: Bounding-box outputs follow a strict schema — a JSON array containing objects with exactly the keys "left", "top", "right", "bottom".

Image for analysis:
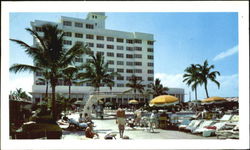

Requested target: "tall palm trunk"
[
  {"left": 66, "top": 81, "right": 71, "bottom": 112},
  {"left": 45, "top": 81, "right": 48, "bottom": 101},
  {"left": 51, "top": 77, "right": 57, "bottom": 121},
  {"left": 134, "top": 89, "right": 136, "bottom": 100},
  {"left": 194, "top": 87, "right": 197, "bottom": 100},
  {"left": 204, "top": 82, "right": 209, "bottom": 98}
]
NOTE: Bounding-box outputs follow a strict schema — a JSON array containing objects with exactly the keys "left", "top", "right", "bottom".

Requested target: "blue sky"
[{"left": 9, "top": 12, "right": 238, "bottom": 101}]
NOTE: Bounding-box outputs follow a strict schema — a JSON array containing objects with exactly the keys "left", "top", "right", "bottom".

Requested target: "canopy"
[
  {"left": 128, "top": 99, "right": 139, "bottom": 104},
  {"left": 201, "top": 96, "right": 227, "bottom": 104},
  {"left": 149, "top": 95, "right": 178, "bottom": 107}
]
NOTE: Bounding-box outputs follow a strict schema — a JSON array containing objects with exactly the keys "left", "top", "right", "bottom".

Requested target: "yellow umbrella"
[
  {"left": 149, "top": 95, "right": 178, "bottom": 107},
  {"left": 128, "top": 99, "right": 139, "bottom": 104},
  {"left": 202, "top": 96, "right": 227, "bottom": 104}
]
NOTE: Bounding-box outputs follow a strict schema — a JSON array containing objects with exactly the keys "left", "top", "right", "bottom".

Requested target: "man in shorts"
[{"left": 116, "top": 106, "right": 126, "bottom": 138}]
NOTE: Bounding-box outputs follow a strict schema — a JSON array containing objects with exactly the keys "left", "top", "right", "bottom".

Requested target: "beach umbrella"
[
  {"left": 201, "top": 96, "right": 227, "bottom": 104},
  {"left": 149, "top": 95, "right": 179, "bottom": 107},
  {"left": 128, "top": 99, "right": 139, "bottom": 104}
]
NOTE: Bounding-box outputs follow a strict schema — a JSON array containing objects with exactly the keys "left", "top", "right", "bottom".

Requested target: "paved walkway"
[{"left": 61, "top": 113, "right": 217, "bottom": 140}]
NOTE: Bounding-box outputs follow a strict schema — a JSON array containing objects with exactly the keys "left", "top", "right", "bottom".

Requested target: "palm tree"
[
  {"left": 13, "top": 88, "right": 31, "bottom": 100},
  {"left": 36, "top": 70, "right": 50, "bottom": 101},
  {"left": 62, "top": 65, "right": 79, "bottom": 112},
  {"left": 77, "top": 52, "right": 119, "bottom": 93},
  {"left": 183, "top": 64, "right": 200, "bottom": 100},
  {"left": 126, "top": 75, "right": 145, "bottom": 100},
  {"left": 197, "top": 60, "right": 221, "bottom": 98},
  {"left": 9, "top": 24, "right": 90, "bottom": 120},
  {"left": 150, "top": 78, "right": 169, "bottom": 98}
]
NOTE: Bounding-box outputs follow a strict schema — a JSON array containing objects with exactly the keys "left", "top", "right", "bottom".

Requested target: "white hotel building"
[{"left": 31, "top": 12, "right": 184, "bottom": 105}]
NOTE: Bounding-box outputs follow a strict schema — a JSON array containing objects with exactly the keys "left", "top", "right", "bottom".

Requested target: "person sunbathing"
[{"left": 85, "top": 122, "right": 99, "bottom": 139}]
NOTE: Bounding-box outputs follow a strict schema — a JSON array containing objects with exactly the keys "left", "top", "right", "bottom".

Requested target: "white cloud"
[
  {"left": 155, "top": 73, "right": 238, "bottom": 101},
  {"left": 213, "top": 45, "right": 238, "bottom": 61},
  {"left": 9, "top": 75, "right": 33, "bottom": 93}
]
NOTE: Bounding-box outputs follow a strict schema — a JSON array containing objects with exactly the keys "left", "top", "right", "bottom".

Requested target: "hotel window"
[
  {"left": 117, "top": 68, "right": 124, "bottom": 73},
  {"left": 75, "top": 33, "right": 83, "bottom": 38},
  {"left": 117, "top": 61, "right": 124, "bottom": 65},
  {"left": 134, "top": 62, "right": 142, "bottom": 66},
  {"left": 36, "top": 72, "right": 42, "bottom": 76},
  {"left": 126, "top": 54, "right": 133, "bottom": 59},
  {"left": 75, "top": 41, "right": 83, "bottom": 45},
  {"left": 63, "top": 21, "right": 72, "bottom": 26},
  {"left": 108, "top": 68, "right": 114, "bottom": 72},
  {"left": 86, "top": 34, "right": 94, "bottom": 39},
  {"left": 107, "top": 45, "right": 114, "bottom": 49},
  {"left": 148, "top": 70, "right": 154, "bottom": 74},
  {"left": 107, "top": 37, "right": 114, "bottom": 42},
  {"left": 148, "top": 62, "right": 154, "bottom": 67},
  {"left": 64, "top": 32, "right": 72, "bottom": 37},
  {"left": 147, "top": 48, "right": 154, "bottom": 52},
  {"left": 137, "top": 76, "right": 142, "bottom": 80},
  {"left": 117, "top": 38, "right": 124, "bottom": 43},
  {"left": 134, "top": 54, "right": 142, "bottom": 58},
  {"left": 86, "top": 59, "right": 92, "bottom": 63},
  {"left": 97, "top": 43, "right": 104, "bottom": 48},
  {"left": 147, "top": 41, "right": 154, "bottom": 45},
  {"left": 126, "top": 39, "right": 134, "bottom": 44},
  {"left": 148, "top": 77, "right": 154, "bottom": 81},
  {"left": 86, "top": 24, "right": 94, "bottom": 29},
  {"left": 97, "top": 51, "right": 105, "bottom": 56},
  {"left": 35, "top": 27, "right": 42, "bottom": 32},
  {"left": 126, "top": 76, "right": 131, "bottom": 81},
  {"left": 134, "top": 47, "right": 142, "bottom": 51},
  {"left": 117, "top": 76, "right": 124, "bottom": 80},
  {"left": 75, "top": 22, "right": 83, "bottom": 28},
  {"left": 126, "top": 61, "right": 133, "bottom": 66},
  {"left": 147, "top": 84, "right": 152, "bottom": 88},
  {"left": 134, "top": 39, "right": 142, "bottom": 44},
  {"left": 126, "top": 47, "right": 134, "bottom": 51},
  {"left": 107, "top": 60, "right": 114, "bottom": 65},
  {"left": 126, "top": 69, "right": 134, "bottom": 73},
  {"left": 117, "top": 53, "right": 124, "bottom": 58},
  {"left": 75, "top": 57, "right": 83, "bottom": 62},
  {"left": 97, "top": 36, "right": 104, "bottom": 40},
  {"left": 148, "top": 55, "right": 154, "bottom": 59},
  {"left": 117, "top": 83, "right": 124, "bottom": 87},
  {"left": 134, "top": 69, "right": 142, "bottom": 73},
  {"left": 87, "top": 42, "right": 94, "bottom": 47},
  {"left": 63, "top": 40, "right": 72, "bottom": 45},
  {"left": 117, "top": 46, "right": 124, "bottom": 50},
  {"left": 107, "top": 52, "right": 114, "bottom": 57}
]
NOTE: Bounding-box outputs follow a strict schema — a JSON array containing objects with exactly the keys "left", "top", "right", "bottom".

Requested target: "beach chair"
[
  {"left": 185, "top": 120, "right": 203, "bottom": 132},
  {"left": 192, "top": 120, "right": 215, "bottom": 134},
  {"left": 219, "top": 114, "right": 233, "bottom": 122},
  {"left": 178, "top": 119, "right": 191, "bottom": 131},
  {"left": 215, "top": 122, "right": 238, "bottom": 139},
  {"left": 230, "top": 115, "right": 239, "bottom": 122}
]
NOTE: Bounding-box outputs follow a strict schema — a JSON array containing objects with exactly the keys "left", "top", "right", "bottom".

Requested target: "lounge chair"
[
  {"left": 185, "top": 120, "right": 203, "bottom": 132},
  {"left": 219, "top": 114, "right": 233, "bottom": 122},
  {"left": 192, "top": 120, "right": 215, "bottom": 134},
  {"left": 215, "top": 122, "right": 238, "bottom": 139},
  {"left": 178, "top": 119, "right": 191, "bottom": 131},
  {"left": 230, "top": 115, "right": 239, "bottom": 122}
]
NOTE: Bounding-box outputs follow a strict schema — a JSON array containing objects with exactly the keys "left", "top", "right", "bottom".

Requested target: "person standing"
[
  {"left": 149, "top": 110, "right": 157, "bottom": 133},
  {"left": 134, "top": 109, "right": 142, "bottom": 126},
  {"left": 116, "top": 106, "right": 126, "bottom": 138}
]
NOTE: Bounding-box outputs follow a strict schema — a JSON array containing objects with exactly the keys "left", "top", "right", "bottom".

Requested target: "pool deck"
[{"left": 62, "top": 113, "right": 217, "bottom": 140}]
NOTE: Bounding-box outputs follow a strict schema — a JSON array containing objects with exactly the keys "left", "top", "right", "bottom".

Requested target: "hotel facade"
[{"left": 31, "top": 12, "right": 184, "bottom": 105}]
